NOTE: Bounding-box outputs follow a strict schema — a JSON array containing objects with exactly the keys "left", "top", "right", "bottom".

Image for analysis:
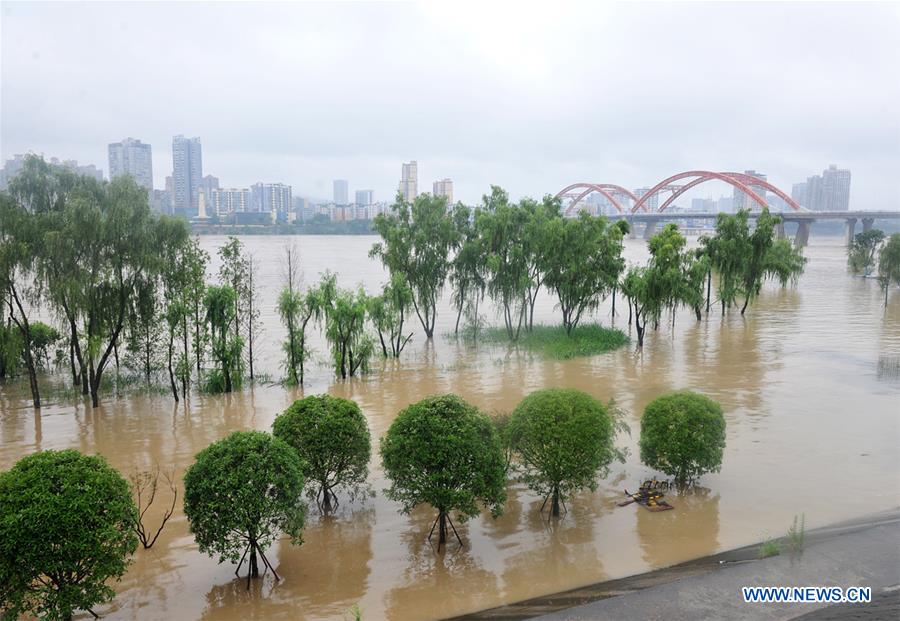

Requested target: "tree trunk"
[
  {"left": 182, "top": 314, "right": 189, "bottom": 397},
  {"left": 611, "top": 287, "right": 616, "bottom": 317},
  {"left": 627, "top": 299, "right": 632, "bottom": 325},
  {"left": 454, "top": 304, "right": 463, "bottom": 335},
  {"left": 740, "top": 295, "right": 750, "bottom": 315},
  {"left": 249, "top": 544, "right": 259, "bottom": 578},
  {"left": 705, "top": 269, "right": 712, "bottom": 313},
  {"left": 167, "top": 331, "right": 179, "bottom": 401},
  {"left": 438, "top": 511, "right": 448, "bottom": 546},
  {"left": 551, "top": 486, "right": 561, "bottom": 517},
  {"left": 721, "top": 298, "right": 726, "bottom": 316}
]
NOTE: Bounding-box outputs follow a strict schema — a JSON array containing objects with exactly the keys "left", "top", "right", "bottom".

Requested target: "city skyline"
[{"left": 2, "top": 3, "right": 898, "bottom": 209}]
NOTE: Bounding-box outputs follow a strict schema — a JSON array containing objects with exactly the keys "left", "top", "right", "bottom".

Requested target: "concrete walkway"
[
  {"left": 536, "top": 510, "right": 900, "bottom": 621},
  {"left": 453, "top": 509, "right": 900, "bottom": 621}
]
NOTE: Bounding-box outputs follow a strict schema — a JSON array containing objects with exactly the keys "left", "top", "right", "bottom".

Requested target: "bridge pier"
[
  {"left": 643, "top": 221, "right": 657, "bottom": 240},
  {"left": 845, "top": 218, "right": 857, "bottom": 246},
  {"left": 628, "top": 218, "right": 637, "bottom": 239},
  {"left": 794, "top": 220, "right": 813, "bottom": 247},
  {"left": 862, "top": 218, "right": 874, "bottom": 233}
]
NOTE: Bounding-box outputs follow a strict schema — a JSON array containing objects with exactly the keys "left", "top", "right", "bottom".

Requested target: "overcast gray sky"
[{"left": 2, "top": 1, "right": 899, "bottom": 207}]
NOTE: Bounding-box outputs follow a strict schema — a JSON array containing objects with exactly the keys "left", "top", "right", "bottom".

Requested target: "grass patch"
[
  {"left": 480, "top": 323, "right": 629, "bottom": 360},
  {"left": 758, "top": 538, "right": 781, "bottom": 559},
  {"left": 786, "top": 513, "right": 806, "bottom": 554}
]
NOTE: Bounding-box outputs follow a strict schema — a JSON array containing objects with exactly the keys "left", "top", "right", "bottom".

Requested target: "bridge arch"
[
  {"left": 653, "top": 172, "right": 802, "bottom": 213},
  {"left": 631, "top": 171, "right": 769, "bottom": 214},
  {"left": 555, "top": 183, "right": 631, "bottom": 214}
]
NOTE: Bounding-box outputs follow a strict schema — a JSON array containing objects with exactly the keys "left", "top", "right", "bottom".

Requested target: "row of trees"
[
  {"left": 0, "top": 155, "right": 267, "bottom": 408},
  {"left": 369, "top": 190, "right": 807, "bottom": 351},
  {"left": 847, "top": 229, "right": 900, "bottom": 304},
  {"left": 0, "top": 388, "right": 725, "bottom": 618}
]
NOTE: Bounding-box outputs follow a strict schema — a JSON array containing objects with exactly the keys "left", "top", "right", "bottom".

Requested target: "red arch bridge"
[{"left": 555, "top": 171, "right": 900, "bottom": 246}]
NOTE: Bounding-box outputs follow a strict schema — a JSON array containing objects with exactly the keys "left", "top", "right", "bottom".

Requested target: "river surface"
[{"left": 1, "top": 235, "right": 899, "bottom": 621}]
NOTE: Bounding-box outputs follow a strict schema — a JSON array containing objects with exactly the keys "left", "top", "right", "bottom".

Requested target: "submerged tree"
[
  {"left": 273, "top": 395, "right": 371, "bottom": 512},
  {"left": 371, "top": 193, "right": 458, "bottom": 338},
  {"left": 848, "top": 229, "right": 885, "bottom": 276},
  {"left": 183, "top": 431, "right": 306, "bottom": 585},
  {"left": 319, "top": 278, "right": 373, "bottom": 379},
  {"left": 449, "top": 203, "right": 487, "bottom": 337},
  {"left": 218, "top": 237, "right": 260, "bottom": 380},
  {"left": 368, "top": 273, "right": 414, "bottom": 358},
  {"left": 639, "top": 391, "right": 726, "bottom": 486},
  {"left": 277, "top": 244, "right": 321, "bottom": 386},
  {"left": 203, "top": 285, "right": 243, "bottom": 393},
  {"left": 381, "top": 394, "right": 507, "bottom": 547},
  {"left": 0, "top": 450, "right": 138, "bottom": 620},
  {"left": 541, "top": 211, "right": 625, "bottom": 334},
  {"left": 0, "top": 193, "right": 43, "bottom": 407},
  {"left": 878, "top": 233, "right": 900, "bottom": 306},
  {"left": 508, "top": 389, "right": 625, "bottom": 516}
]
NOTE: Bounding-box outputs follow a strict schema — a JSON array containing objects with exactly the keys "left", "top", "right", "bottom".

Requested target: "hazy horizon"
[{"left": 2, "top": 1, "right": 899, "bottom": 207}]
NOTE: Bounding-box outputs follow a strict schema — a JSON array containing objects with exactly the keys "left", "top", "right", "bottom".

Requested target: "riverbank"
[{"left": 451, "top": 508, "right": 900, "bottom": 620}]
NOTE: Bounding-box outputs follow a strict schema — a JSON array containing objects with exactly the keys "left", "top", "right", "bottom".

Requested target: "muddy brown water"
[{"left": 1, "top": 236, "right": 898, "bottom": 621}]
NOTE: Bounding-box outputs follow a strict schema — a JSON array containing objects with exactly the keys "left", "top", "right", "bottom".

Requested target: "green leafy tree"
[
  {"left": 639, "top": 391, "right": 726, "bottom": 486},
  {"left": 708, "top": 210, "right": 752, "bottom": 314},
  {"left": 273, "top": 395, "right": 371, "bottom": 512},
  {"left": 449, "top": 203, "right": 487, "bottom": 337},
  {"left": 878, "top": 233, "right": 900, "bottom": 306},
  {"left": 738, "top": 210, "right": 806, "bottom": 314},
  {"left": 370, "top": 193, "right": 458, "bottom": 338},
  {"left": 508, "top": 389, "right": 625, "bottom": 516},
  {"left": 277, "top": 245, "right": 323, "bottom": 386},
  {"left": 27, "top": 321, "right": 60, "bottom": 371},
  {"left": 520, "top": 195, "right": 561, "bottom": 331},
  {"left": 477, "top": 187, "right": 531, "bottom": 339},
  {"left": 183, "top": 431, "right": 306, "bottom": 583},
  {"left": 368, "top": 273, "right": 414, "bottom": 357},
  {"left": 319, "top": 279, "right": 373, "bottom": 379},
  {"left": 541, "top": 212, "right": 625, "bottom": 334},
  {"left": 380, "top": 394, "right": 507, "bottom": 547},
  {"left": 218, "top": 237, "right": 260, "bottom": 380},
  {"left": 848, "top": 229, "right": 885, "bottom": 276},
  {"left": 0, "top": 449, "right": 138, "bottom": 621},
  {"left": 0, "top": 192, "right": 43, "bottom": 407},
  {"left": 203, "top": 285, "right": 243, "bottom": 393}
]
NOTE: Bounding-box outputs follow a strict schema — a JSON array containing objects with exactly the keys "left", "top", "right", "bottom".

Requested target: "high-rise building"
[
  {"left": 211, "top": 188, "right": 251, "bottom": 214},
  {"left": 172, "top": 135, "right": 203, "bottom": 217},
  {"left": 399, "top": 161, "right": 417, "bottom": 202},
  {"left": 108, "top": 138, "right": 153, "bottom": 191},
  {"left": 805, "top": 174, "right": 823, "bottom": 211},
  {"left": 202, "top": 175, "right": 219, "bottom": 206},
  {"left": 251, "top": 182, "right": 292, "bottom": 213},
  {"left": 717, "top": 196, "right": 734, "bottom": 213},
  {"left": 333, "top": 179, "right": 349, "bottom": 205},
  {"left": 355, "top": 189, "right": 374, "bottom": 206},
  {"left": 733, "top": 170, "right": 768, "bottom": 210},
  {"left": 150, "top": 189, "right": 171, "bottom": 214},
  {"left": 791, "top": 182, "right": 808, "bottom": 208},
  {"left": 634, "top": 187, "right": 659, "bottom": 211},
  {"left": 433, "top": 178, "right": 453, "bottom": 203},
  {"left": 821, "top": 164, "right": 851, "bottom": 211}
]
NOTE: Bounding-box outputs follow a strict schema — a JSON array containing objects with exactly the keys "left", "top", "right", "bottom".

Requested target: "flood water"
[{"left": 1, "top": 235, "right": 899, "bottom": 621}]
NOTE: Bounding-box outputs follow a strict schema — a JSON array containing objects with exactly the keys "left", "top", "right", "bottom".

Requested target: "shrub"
[
  {"left": 380, "top": 394, "right": 506, "bottom": 547},
  {"left": 0, "top": 449, "right": 138, "bottom": 620},
  {"left": 639, "top": 391, "right": 726, "bottom": 485},
  {"left": 183, "top": 431, "right": 305, "bottom": 582},
  {"left": 508, "top": 388, "right": 625, "bottom": 516},
  {"left": 273, "top": 394, "right": 371, "bottom": 512}
]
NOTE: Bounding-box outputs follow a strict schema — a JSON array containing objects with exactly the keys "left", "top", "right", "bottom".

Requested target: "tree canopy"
[
  {"left": 0, "top": 449, "right": 138, "bottom": 621},
  {"left": 639, "top": 391, "right": 727, "bottom": 486},
  {"left": 508, "top": 388, "right": 625, "bottom": 516},
  {"left": 370, "top": 193, "right": 458, "bottom": 338},
  {"left": 380, "top": 394, "right": 507, "bottom": 546},
  {"left": 273, "top": 394, "right": 371, "bottom": 512},
  {"left": 183, "top": 431, "right": 306, "bottom": 582}
]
